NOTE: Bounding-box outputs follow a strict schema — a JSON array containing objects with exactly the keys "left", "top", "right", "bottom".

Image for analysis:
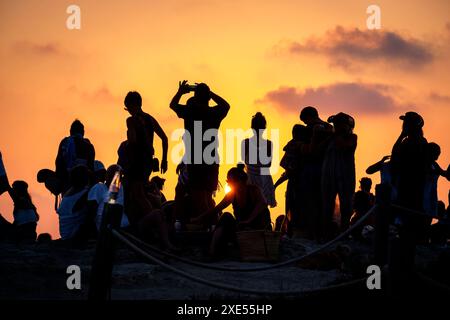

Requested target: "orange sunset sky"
[{"left": 0, "top": 0, "right": 449, "bottom": 238}]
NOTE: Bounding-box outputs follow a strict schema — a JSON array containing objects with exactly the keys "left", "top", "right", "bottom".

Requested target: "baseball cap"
[
  {"left": 399, "top": 111, "right": 424, "bottom": 128},
  {"left": 327, "top": 112, "right": 355, "bottom": 129}
]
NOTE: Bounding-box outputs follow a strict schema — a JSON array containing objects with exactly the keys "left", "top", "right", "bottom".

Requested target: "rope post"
[
  {"left": 88, "top": 202, "right": 123, "bottom": 300},
  {"left": 374, "top": 183, "right": 391, "bottom": 266}
]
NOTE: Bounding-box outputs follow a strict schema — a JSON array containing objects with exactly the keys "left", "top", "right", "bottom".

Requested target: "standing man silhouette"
[{"left": 170, "top": 81, "right": 230, "bottom": 220}]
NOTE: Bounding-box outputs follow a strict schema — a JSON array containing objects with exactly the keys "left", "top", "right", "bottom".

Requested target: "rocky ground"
[{"left": 0, "top": 235, "right": 448, "bottom": 300}]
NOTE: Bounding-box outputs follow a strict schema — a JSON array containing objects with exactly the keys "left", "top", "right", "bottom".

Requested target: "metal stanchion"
[{"left": 88, "top": 171, "right": 123, "bottom": 300}]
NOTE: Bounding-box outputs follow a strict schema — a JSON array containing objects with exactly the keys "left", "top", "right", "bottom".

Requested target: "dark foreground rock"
[{"left": 0, "top": 237, "right": 447, "bottom": 300}]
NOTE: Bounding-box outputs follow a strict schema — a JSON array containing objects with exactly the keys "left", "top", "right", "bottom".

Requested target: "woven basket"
[{"left": 236, "top": 230, "right": 281, "bottom": 262}]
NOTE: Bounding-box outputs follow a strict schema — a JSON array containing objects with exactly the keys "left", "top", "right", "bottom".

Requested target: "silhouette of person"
[
  {"left": 122, "top": 91, "right": 168, "bottom": 222},
  {"left": 390, "top": 111, "right": 429, "bottom": 271},
  {"left": 430, "top": 198, "right": 450, "bottom": 244},
  {"left": 124, "top": 91, "right": 168, "bottom": 182},
  {"left": 193, "top": 164, "right": 271, "bottom": 256},
  {"left": 121, "top": 92, "right": 175, "bottom": 251},
  {"left": 350, "top": 177, "right": 375, "bottom": 239},
  {"left": 241, "top": 112, "right": 276, "bottom": 207},
  {"left": 0, "top": 151, "right": 9, "bottom": 196},
  {"left": 170, "top": 80, "right": 230, "bottom": 218},
  {"left": 423, "top": 142, "right": 448, "bottom": 218},
  {"left": 173, "top": 161, "right": 192, "bottom": 227},
  {"left": 0, "top": 180, "right": 39, "bottom": 242},
  {"left": 275, "top": 124, "right": 312, "bottom": 237},
  {"left": 366, "top": 155, "right": 397, "bottom": 201},
  {"left": 275, "top": 124, "right": 311, "bottom": 189},
  {"left": 37, "top": 120, "right": 95, "bottom": 204},
  {"left": 56, "top": 165, "right": 91, "bottom": 242},
  {"left": 391, "top": 112, "right": 428, "bottom": 212},
  {"left": 353, "top": 178, "right": 375, "bottom": 216},
  {"left": 56, "top": 120, "right": 95, "bottom": 192},
  {"left": 322, "top": 112, "right": 357, "bottom": 236},
  {"left": 149, "top": 176, "right": 167, "bottom": 204},
  {"left": 117, "top": 140, "right": 130, "bottom": 173},
  {"left": 93, "top": 160, "right": 106, "bottom": 185},
  {"left": 298, "top": 106, "right": 333, "bottom": 240}
]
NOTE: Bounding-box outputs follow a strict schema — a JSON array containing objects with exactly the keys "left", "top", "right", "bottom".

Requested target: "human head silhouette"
[
  {"left": 227, "top": 163, "right": 248, "bottom": 190},
  {"left": 251, "top": 112, "right": 266, "bottom": 133},
  {"left": 11, "top": 180, "right": 29, "bottom": 197},
  {"left": 359, "top": 177, "right": 372, "bottom": 193},
  {"left": 150, "top": 176, "right": 166, "bottom": 191},
  {"left": 399, "top": 111, "right": 424, "bottom": 137},
  {"left": 299, "top": 106, "right": 319, "bottom": 125},
  {"left": 124, "top": 91, "right": 142, "bottom": 115},
  {"left": 292, "top": 124, "right": 310, "bottom": 142},
  {"left": 94, "top": 160, "right": 106, "bottom": 183},
  {"left": 70, "top": 119, "right": 84, "bottom": 137},
  {"left": 69, "top": 165, "right": 89, "bottom": 189},
  {"left": 427, "top": 142, "right": 441, "bottom": 161},
  {"left": 328, "top": 112, "right": 355, "bottom": 134},
  {"left": 193, "top": 83, "right": 210, "bottom": 105},
  {"left": 11, "top": 180, "right": 35, "bottom": 210}
]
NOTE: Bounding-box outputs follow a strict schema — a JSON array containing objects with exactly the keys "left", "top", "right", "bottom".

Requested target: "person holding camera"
[{"left": 170, "top": 80, "right": 230, "bottom": 225}]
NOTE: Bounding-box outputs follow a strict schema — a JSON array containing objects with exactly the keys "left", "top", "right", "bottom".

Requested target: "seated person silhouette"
[
  {"left": 0, "top": 180, "right": 39, "bottom": 243},
  {"left": 193, "top": 164, "right": 271, "bottom": 256},
  {"left": 56, "top": 165, "right": 92, "bottom": 244}
]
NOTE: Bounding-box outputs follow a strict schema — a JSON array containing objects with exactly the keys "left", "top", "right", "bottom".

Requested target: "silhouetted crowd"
[{"left": 0, "top": 81, "right": 449, "bottom": 259}]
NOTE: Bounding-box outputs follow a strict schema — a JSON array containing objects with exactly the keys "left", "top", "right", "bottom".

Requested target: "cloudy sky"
[{"left": 0, "top": 0, "right": 449, "bottom": 237}]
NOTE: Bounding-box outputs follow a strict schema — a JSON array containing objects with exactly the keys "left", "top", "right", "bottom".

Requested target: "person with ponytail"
[
  {"left": 241, "top": 112, "right": 276, "bottom": 207},
  {"left": 192, "top": 164, "right": 271, "bottom": 256}
]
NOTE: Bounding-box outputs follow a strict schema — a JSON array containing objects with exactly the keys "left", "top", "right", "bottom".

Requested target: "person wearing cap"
[
  {"left": 391, "top": 111, "right": 428, "bottom": 214},
  {"left": 390, "top": 111, "right": 429, "bottom": 270},
  {"left": 321, "top": 112, "right": 357, "bottom": 237}
]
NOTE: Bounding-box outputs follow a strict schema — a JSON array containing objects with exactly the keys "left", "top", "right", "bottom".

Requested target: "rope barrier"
[
  {"left": 391, "top": 204, "right": 432, "bottom": 218},
  {"left": 98, "top": 194, "right": 446, "bottom": 298},
  {"left": 414, "top": 271, "right": 450, "bottom": 293},
  {"left": 111, "top": 228, "right": 366, "bottom": 296},
  {"left": 117, "top": 204, "right": 379, "bottom": 272}
]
